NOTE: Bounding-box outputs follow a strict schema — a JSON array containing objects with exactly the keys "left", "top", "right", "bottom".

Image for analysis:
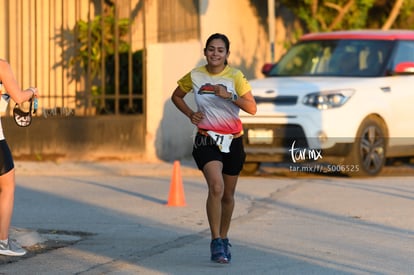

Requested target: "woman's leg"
[
  {"left": 0, "top": 168, "right": 15, "bottom": 240},
  {"left": 203, "top": 160, "right": 230, "bottom": 263},
  {"left": 202, "top": 160, "right": 224, "bottom": 240},
  {"left": 220, "top": 173, "right": 238, "bottom": 238}
]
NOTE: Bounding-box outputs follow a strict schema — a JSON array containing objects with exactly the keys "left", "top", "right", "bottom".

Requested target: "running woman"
[{"left": 171, "top": 33, "right": 256, "bottom": 263}]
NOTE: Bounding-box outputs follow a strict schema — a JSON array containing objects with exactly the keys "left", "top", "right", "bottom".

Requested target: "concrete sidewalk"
[
  {"left": 7, "top": 159, "right": 202, "bottom": 255},
  {"left": 0, "top": 160, "right": 413, "bottom": 274}
]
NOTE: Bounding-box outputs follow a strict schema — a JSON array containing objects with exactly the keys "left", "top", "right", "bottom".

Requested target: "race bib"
[{"left": 207, "top": 130, "right": 233, "bottom": 153}]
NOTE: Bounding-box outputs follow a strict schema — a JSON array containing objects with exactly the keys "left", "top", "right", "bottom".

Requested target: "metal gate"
[{"left": 0, "top": 0, "right": 146, "bottom": 117}]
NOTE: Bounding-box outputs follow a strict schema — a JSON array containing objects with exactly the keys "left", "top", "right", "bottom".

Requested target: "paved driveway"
[{"left": 0, "top": 161, "right": 412, "bottom": 274}]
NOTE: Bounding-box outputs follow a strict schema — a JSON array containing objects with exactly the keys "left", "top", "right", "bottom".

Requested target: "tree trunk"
[
  {"left": 382, "top": 0, "right": 404, "bottom": 30},
  {"left": 326, "top": 0, "right": 355, "bottom": 31}
]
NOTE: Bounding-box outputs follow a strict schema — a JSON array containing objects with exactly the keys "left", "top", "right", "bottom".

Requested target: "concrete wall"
[
  {"left": 199, "top": 0, "right": 271, "bottom": 79},
  {"left": 146, "top": 41, "right": 202, "bottom": 161},
  {"left": 3, "top": 116, "right": 146, "bottom": 161},
  {"left": 147, "top": 0, "right": 271, "bottom": 161}
]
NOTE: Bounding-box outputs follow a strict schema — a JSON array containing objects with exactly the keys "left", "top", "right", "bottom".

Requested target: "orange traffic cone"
[{"left": 166, "top": 160, "right": 186, "bottom": 207}]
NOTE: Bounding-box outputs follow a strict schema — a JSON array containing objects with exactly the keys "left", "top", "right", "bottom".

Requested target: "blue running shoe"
[
  {"left": 222, "top": 238, "right": 232, "bottom": 262},
  {"left": 210, "top": 238, "right": 228, "bottom": 263}
]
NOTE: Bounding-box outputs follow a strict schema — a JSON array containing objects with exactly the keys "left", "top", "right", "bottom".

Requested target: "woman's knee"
[
  {"left": 222, "top": 188, "right": 235, "bottom": 204},
  {"left": 208, "top": 181, "right": 224, "bottom": 197}
]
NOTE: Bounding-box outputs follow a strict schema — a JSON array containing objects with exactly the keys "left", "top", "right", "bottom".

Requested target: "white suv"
[{"left": 241, "top": 30, "right": 414, "bottom": 176}]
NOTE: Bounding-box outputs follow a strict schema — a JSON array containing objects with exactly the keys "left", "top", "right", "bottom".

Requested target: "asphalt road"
[{"left": 0, "top": 160, "right": 412, "bottom": 274}]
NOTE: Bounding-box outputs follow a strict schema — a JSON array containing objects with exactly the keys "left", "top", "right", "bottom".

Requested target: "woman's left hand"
[{"left": 27, "top": 87, "right": 39, "bottom": 98}]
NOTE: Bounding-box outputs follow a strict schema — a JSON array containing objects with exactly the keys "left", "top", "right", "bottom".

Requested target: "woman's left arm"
[{"left": 233, "top": 91, "right": 256, "bottom": 115}]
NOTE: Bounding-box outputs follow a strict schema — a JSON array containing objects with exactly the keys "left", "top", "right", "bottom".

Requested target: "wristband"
[
  {"left": 227, "top": 92, "right": 238, "bottom": 102},
  {"left": 28, "top": 87, "right": 36, "bottom": 96}
]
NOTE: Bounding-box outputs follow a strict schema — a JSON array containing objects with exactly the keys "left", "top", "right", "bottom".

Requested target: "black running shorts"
[
  {"left": 0, "top": 139, "right": 14, "bottom": 175},
  {"left": 192, "top": 133, "right": 246, "bottom": 176}
]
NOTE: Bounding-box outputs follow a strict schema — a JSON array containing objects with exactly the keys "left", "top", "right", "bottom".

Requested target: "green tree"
[
  {"left": 70, "top": 6, "right": 130, "bottom": 81},
  {"left": 280, "top": 0, "right": 414, "bottom": 32},
  {"left": 367, "top": 0, "right": 414, "bottom": 29}
]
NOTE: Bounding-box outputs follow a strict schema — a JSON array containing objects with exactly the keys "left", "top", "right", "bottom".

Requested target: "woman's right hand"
[{"left": 190, "top": 111, "right": 204, "bottom": 125}]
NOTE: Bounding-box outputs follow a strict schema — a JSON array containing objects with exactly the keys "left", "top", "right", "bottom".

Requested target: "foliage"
[
  {"left": 68, "top": 5, "right": 144, "bottom": 114},
  {"left": 101, "top": 50, "right": 143, "bottom": 114},
  {"left": 105, "top": 51, "right": 143, "bottom": 95},
  {"left": 70, "top": 6, "right": 131, "bottom": 80},
  {"left": 367, "top": 0, "right": 414, "bottom": 29},
  {"left": 279, "top": 0, "right": 414, "bottom": 32}
]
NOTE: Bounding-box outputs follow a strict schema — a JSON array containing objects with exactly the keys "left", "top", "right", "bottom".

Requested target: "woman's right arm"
[
  {"left": 0, "top": 59, "right": 38, "bottom": 104},
  {"left": 171, "top": 86, "right": 204, "bottom": 125}
]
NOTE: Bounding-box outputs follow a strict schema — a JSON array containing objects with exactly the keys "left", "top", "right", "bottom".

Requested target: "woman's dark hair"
[{"left": 204, "top": 33, "right": 230, "bottom": 65}]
